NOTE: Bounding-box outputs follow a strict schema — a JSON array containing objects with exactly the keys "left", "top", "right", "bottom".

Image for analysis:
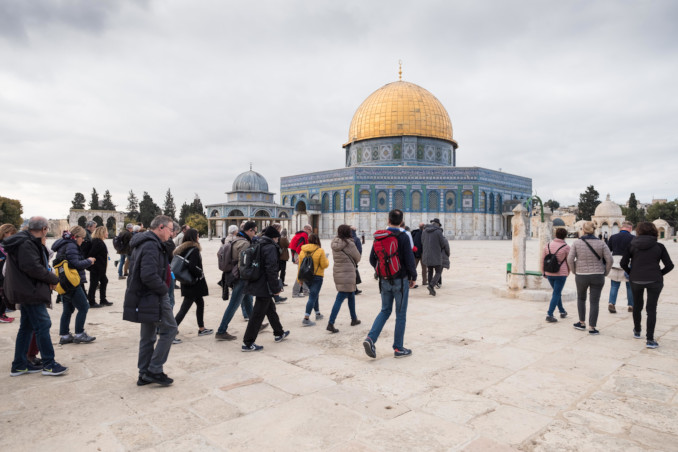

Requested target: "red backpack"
[{"left": 373, "top": 230, "right": 401, "bottom": 280}]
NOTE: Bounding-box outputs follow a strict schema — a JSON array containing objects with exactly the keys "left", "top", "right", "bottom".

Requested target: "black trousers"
[
  {"left": 243, "top": 297, "right": 284, "bottom": 346},
  {"left": 279, "top": 260, "right": 287, "bottom": 284},
  {"left": 175, "top": 296, "right": 205, "bottom": 328},
  {"left": 87, "top": 269, "right": 108, "bottom": 304},
  {"left": 631, "top": 281, "right": 663, "bottom": 341},
  {"left": 427, "top": 265, "right": 443, "bottom": 288}
]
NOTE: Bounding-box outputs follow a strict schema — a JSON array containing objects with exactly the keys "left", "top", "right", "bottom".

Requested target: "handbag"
[
  {"left": 170, "top": 248, "right": 199, "bottom": 285},
  {"left": 342, "top": 250, "right": 361, "bottom": 285}
]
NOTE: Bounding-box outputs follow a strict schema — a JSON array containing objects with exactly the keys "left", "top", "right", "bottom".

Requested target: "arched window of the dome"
[
  {"left": 377, "top": 191, "right": 388, "bottom": 212},
  {"left": 333, "top": 192, "right": 342, "bottom": 212},
  {"left": 427, "top": 191, "right": 439, "bottom": 212},
  {"left": 279, "top": 211, "right": 288, "bottom": 219},
  {"left": 254, "top": 210, "right": 270, "bottom": 217},
  {"left": 479, "top": 192, "right": 486, "bottom": 213},
  {"left": 344, "top": 191, "right": 352, "bottom": 212},
  {"left": 411, "top": 191, "right": 421, "bottom": 211},
  {"left": 295, "top": 200, "right": 307, "bottom": 213},
  {"left": 321, "top": 193, "right": 330, "bottom": 213},
  {"left": 291, "top": 196, "right": 297, "bottom": 208},
  {"left": 489, "top": 193, "right": 495, "bottom": 214},
  {"left": 210, "top": 209, "right": 220, "bottom": 218},
  {"left": 282, "top": 196, "right": 288, "bottom": 206},
  {"left": 394, "top": 190, "right": 405, "bottom": 210},
  {"left": 497, "top": 195, "right": 503, "bottom": 214},
  {"left": 462, "top": 190, "right": 474, "bottom": 212},
  {"left": 445, "top": 191, "right": 455, "bottom": 212},
  {"left": 228, "top": 209, "right": 244, "bottom": 217},
  {"left": 359, "top": 190, "right": 370, "bottom": 212}
]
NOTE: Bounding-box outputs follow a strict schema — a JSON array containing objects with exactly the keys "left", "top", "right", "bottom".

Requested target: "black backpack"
[
  {"left": 297, "top": 249, "right": 319, "bottom": 283},
  {"left": 238, "top": 242, "right": 262, "bottom": 281},
  {"left": 543, "top": 243, "right": 566, "bottom": 273},
  {"left": 112, "top": 234, "right": 125, "bottom": 253}
]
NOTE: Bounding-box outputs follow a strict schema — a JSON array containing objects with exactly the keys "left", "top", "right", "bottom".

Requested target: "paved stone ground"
[{"left": 2, "top": 238, "right": 677, "bottom": 451}]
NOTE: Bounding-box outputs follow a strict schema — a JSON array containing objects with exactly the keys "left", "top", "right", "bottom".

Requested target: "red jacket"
[{"left": 289, "top": 231, "right": 308, "bottom": 255}]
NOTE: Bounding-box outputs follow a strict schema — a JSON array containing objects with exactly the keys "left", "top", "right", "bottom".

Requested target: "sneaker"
[
  {"left": 302, "top": 318, "right": 316, "bottom": 327},
  {"left": 589, "top": 328, "right": 600, "bottom": 335},
  {"left": 351, "top": 319, "right": 361, "bottom": 326},
  {"left": 354, "top": 289, "right": 362, "bottom": 295},
  {"left": 274, "top": 331, "right": 290, "bottom": 342},
  {"left": 560, "top": 311, "right": 568, "bottom": 319},
  {"left": 0, "top": 314, "right": 15, "bottom": 323},
  {"left": 73, "top": 331, "right": 96, "bottom": 343},
  {"left": 100, "top": 300, "right": 113, "bottom": 306},
  {"left": 633, "top": 329, "right": 642, "bottom": 339},
  {"left": 427, "top": 285, "right": 436, "bottom": 296},
  {"left": 198, "top": 328, "right": 214, "bottom": 336},
  {"left": 326, "top": 323, "right": 339, "bottom": 333},
  {"left": 628, "top": 306, "right": 633, "bottom": 312},
  {"left": 315, "top": 312, "right": 324, "bottom": 320},
  {"left": 89, "top": 303, "right": 102, "bottom": 309},
  {"left": 242, "top": 343, "right": 264, "bottom": 352},
  {"left": 545, "top": 315, "right": 558, "bottom": 323},
  {"left": 363, "top": 337, "right": 376, "bottom": 359},
  {"left": 573, "top": 322, "right": 586, "bottom": 331},
  {"left": 141, "top": 371, "right": 173, "bottom": 386},
  {"left": 172, "top": 337, "right": 182, "bottom": 344},
  {"left": 259, "top": 322, "right": 269, "bottom": 332},
  {"left": 10, "top": 362, "right": 42, "bottom": 377},
  {"left": 137, "top": 376, "right": 152, "bottom": 386},
  {"left": 394, "top": 347, "right": 412, "bottom": 358},
  {"left": 243, "top": 317, "right": 249, "bottom": 322},
  {"left": 215, "top": 331, "right": 236, "bottom": 341},
  {"left": 412, "top": 285, "right": 419, "bottom": 289},
  {"left": 114, "top": 260, "right": 119, "bottom": 266},
  {"left": 42, "top": 362, "right": 68, "bottom": 376},
  {"left": 59, "top": 333, "right": 74, "bottom": 345},
  {"left": 608, "top": 303, "right": 616, "bottom": 313},
  {"left": 435, "top": 283, "right": 441, "bottom": 289},
  {"left": 275, "top": 297, "right": 288, "bottom": 303},
  {"left": 646, "top": 340, "right": 659, "bottom": 349}
]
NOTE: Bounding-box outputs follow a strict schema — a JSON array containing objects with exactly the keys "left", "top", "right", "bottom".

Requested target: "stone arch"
[
  {"left": 411, "top": 191, "right": 422, "bottom": 211},
  {"left": 427, "top": 191, "right": 439, "bottom": 212},
  {"left": 228, "top": 209, "right": 244, "bottom": 217},
  {"left": 394, "top": 190, "right": 405, "bottom": 210},
  {"left": 282, "top": 196, "right": 288, "bottom": 206},
  {"left": 479, "top": 191, "right": 486, "bottom": 213},
  {"left": 333, "top": 192, "right": 341, "bottom": 212},
  {"left": 291, "top": 196, "right": 297, "bottom": 209},
  {"left": 489, "top": 192, "right": 495, "bottom": 214},
  {"left": 321, "top": 193, "right": 330, "bottom": 213},
  {"left": 496, "top": 194, "right": 502, "bottom": 214},
  {"left": 444, "top": 191, "right": 455, "bottom": 212},
  {"left": 210, "top": 209, "right": 220, "bottom": 217},
  {"left": 253, "top": 209, "right": 271, "bottom": 217},
  {"left": 359, "top": 190, "right": 370, "bottom": 212},
  {"left": 92, "top": 215, "right": 103, "bottom": 227},
  {"left": 295, "top": 200, "right": 306, "bottom": 213},
  {"left": 78, "top": 216, "right": 87, "bottom": 227},
  {"left": 106, "top": 217, "right": 117, "bottom": 235},
  {"left": 344, "top": 190, "right": 352, "bottom": 211},
  {"left": 279, "top": 211, "right": 288, "bottom": 219},
  {"left": 376, "top": 190, "right": 388, "bottom": 212}
]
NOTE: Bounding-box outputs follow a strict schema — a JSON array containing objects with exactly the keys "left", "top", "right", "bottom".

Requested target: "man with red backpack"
[
  {"left": 363, "top": 209, "right": 417, "bottom": 359},
  {"left": 289, "top": 224, "right": 312, "bottom": 298}
]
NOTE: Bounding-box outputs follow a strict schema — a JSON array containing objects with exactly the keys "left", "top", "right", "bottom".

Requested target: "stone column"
[
  {"left": 538, "top": 207, "right": 553, "bottom": 270},
  {"left": 508, "top": 203, "right": 528, "bottom": 290}
]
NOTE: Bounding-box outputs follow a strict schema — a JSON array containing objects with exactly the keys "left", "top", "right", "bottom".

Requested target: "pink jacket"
[{"left": 541, "top": 239, "right": 571, "bottom": 276}]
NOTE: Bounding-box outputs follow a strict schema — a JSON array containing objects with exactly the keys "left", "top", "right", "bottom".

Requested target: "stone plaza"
[{"left": 2, "top": 237, "right": 677, "bottom": 451}]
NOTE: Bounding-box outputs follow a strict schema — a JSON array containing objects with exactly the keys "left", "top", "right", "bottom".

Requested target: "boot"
[{"left": 326, "top": 323, "right": 339, "bottom": 333}]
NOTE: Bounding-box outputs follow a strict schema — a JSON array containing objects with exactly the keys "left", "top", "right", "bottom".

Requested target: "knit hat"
[{"left": 263, "top": 226, "right": 281, "bottom": 239}]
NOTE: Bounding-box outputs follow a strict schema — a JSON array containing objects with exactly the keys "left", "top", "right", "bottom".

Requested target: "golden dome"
[{"left": 345, "top": 81, "right": 456, "bottom": 147}]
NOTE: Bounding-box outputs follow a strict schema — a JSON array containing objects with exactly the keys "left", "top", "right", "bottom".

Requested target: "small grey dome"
[
  {"left": 232, "top": 170, "right": 269, "bottom": 192},
  {"left": 553, "top": 218, "right": 566, "bottom": 227}
]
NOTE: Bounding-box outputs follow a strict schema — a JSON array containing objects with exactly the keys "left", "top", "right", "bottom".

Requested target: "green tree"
[
  {"left": 138, "top": 192, "right": 161, "bottom": 227},
  {"left": 0, "top": 196, "right": 24, "bottom": 227},
  {"left": 89, "top": 188, "right": 100, "bottom": 210},
  {"left": 626, "top": 193, "right": 639, "bottom": 225},
  {"left": 185, "top": 213, "right": 208, "bottom": 236},
  {"left": 101, "top": 190, "right": 116, "bottom": 210},
  {"left": 71, "top": 192, "right": 86, "bottom": 210},
  {"left": 646, "top": 200, "right": 678, "bottom": 228},
  {"left": 577, "top": 185, "right": 601, "bottom": 221},
  {"left": 163, "top": 188, "right": 176, "bottom": 221},
  {"left": 190, "top": 194, "right": 204, "bottom": 216},
  {"left": 545, "top": 199, "right": 560, "bottom": 211},
  {"left": 126, "top": 190, "right": 139, "bottom": 222},
  {"left": 178, "top": 202, "right": 190, "bottom": 226}
]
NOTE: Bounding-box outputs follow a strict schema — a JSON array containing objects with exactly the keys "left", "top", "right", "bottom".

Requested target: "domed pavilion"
[
  {"left": 280, "top": 73, "right": 532, "bottom": 239},
  {"left": 205, "top": 167, "right": 293, "bottom": 237},
  {"left": 591, "top": 194, "right": 626, "bottom": 238}
]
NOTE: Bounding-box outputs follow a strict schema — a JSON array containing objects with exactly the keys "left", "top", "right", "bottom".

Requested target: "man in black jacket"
[
  {"left": 241, "top": 226, "right": 289, "bottom": 352},
  {"left": 606, "top": 221, "right": 635, "bottom": 313},
  {"left": 410, "top": 223, "right": 427, "bottom": 288},
  {"left": 5, "top": 216, "right": 68, "bottom": 377},
  {"left": 117, "top": 223, "right": 134, "bottom": 280},
  {"left": 123, "top": 215, "right": 177, "bottom": 386}
]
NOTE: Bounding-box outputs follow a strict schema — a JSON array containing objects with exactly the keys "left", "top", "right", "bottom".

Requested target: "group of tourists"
[{"left": 542, "top": 220, "right": 674, "bottom": 349}]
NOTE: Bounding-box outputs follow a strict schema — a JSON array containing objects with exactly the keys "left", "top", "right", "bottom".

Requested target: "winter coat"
[
  {"left": 541, "top": 238, "right": 571, "bottom": 276},
  {"left": 120, "top": 229, "right": 133, "bottom": 255},
  {"left": 123, "top": 231, "right": 170, "bottom": 323},
  {"left": 607, "top": 230, "right": 634, "bottom": 256},
  {"left": 351, "top": 230, "right": 363, "bottom": 255},
  {"left": 174, "top": 241, "right": 209, "bottom": 298},
  {"left": 620, "top": 235, "right": 674, "bottom": 283},
  {"left": 421, "top": 224, "right": 450, "bottom": 267},
  {"left": 289, "top": 231, "right": 308, "bottom": 255},
  {"left": 244, "top": 236, "right": 283, "bottom": 297},
  {"left": 298, "top": 243, "right": 329, "bottom": 279},
  {"left": 52, "top": 236, "right": 93, "bottom": 284},
  {"left": 441, "top": 237, "right": 451, "bottom": 270},
  {"left": 566, "top": 235, "right": 613, "bottom": 276},
  {"left": 411, "top": 228, "right": 424, "bottom": 258},
  {"left": 2, "top": 231, "right": 59, "bottom": 306},
  {"left": 87, "top": 238, "right": 108, "bottom": 273},
  {"left": 279, "top": 236, "right": 290, "bottom": 261},
  {"left": 331, "top": 237, "right": 361, "bottom": 292}
]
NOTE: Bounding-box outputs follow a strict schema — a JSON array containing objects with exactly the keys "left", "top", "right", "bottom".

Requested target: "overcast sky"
[{"left": 2, "top": 0, "right": 677, "bottom": 220}]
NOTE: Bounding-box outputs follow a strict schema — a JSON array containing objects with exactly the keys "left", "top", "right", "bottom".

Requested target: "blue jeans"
[
  {"left": 546, "top": 276, "right": 567, "bottom": 317},
  {"left": 60, "top": 285, "right": 89, "bottom": 335},
  {"left": 217, "top": 279, "right": 253, "bottom": 334},
  {"left": 118, "top": 254, "right": 127, "bottom": 276},
  {"left": 12, "top": 303, "right": 56, "bottom": 370},
  {"left": 609, "top": 280, "right": 633, "bottom": 306},
  {"left": 329, "top": 291, "right": 357, "bottom": 324},
  {"left": 367, "top": 278, "right": 409, "bottom": 350},
  {"left": 305, "top": 276, "right": 323, "bottom": 316}
]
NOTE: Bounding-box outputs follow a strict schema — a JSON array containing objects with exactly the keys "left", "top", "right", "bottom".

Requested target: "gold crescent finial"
[{"left": 398, "top": 60, "right": 402, "bottom": 81}]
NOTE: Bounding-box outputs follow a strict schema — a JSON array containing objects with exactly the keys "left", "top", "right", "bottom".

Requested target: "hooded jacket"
[
  {"left": 620, "top": 235, "right": 674, "bottom": 283},
  {"left": 2, "top": 230, "right": 59, "bottom": 305},
  {"left": 331, "top": 237, "right": 361, "bottom": 292},
  {"left": 566, "top": 235, "right": 613, "bottom": 275},
  {"left": 244, "top": 236, "right": 283, "bottom": 297},
  {"left": 122, "top": 231, "right": 169, "bottom": 323},
  {"left": 87, "top": 238, "right": 108, "bottom": 273},
  {"left": 421, "top": 223, "right": 450, "bottom": 267},
  {"left": 174, "top": 240, "right": 208, "bottom": 298},
  {"left": 298, "top": 243, "right": 329, "bottom": 279},
  {"left": 289, "top": 231, "right": 309, "bottom": 255},
  {"left": 52, "top": 236, "right": 93, "bottom": 284}
]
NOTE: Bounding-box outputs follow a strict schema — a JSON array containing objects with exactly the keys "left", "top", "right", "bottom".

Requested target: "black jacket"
[
  {"left": 411, "top": 228, "right": 423, "bottom": 258},
  {"left": 86, "top": 238, "right": 108, "bottom": 273},
  {"left": 607, "top": 230, "right": 634, "bottom": 256},
  {"left": 369, "top": 227, "right": 417, "bottom": 281},
  {"left": 123, "top": 231, "right": 170, "bottom": 323},
  {"left": 174, "top": 241, "right": 209, "bottom": 299},
  {"left": 52, "top": 237, "right": 93, "bottom": 284},
  {"left": 2, "top": 231, "right": 59, "bottom": 305},
  {"left": 621, "top": 235, "right": 674, "bottom": 283},
  {"left": 120, "top": 229, "right": 133, "bottom": 255},
  {"left": 245, "top": 236, "right": 282, "bottom": 297}
]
